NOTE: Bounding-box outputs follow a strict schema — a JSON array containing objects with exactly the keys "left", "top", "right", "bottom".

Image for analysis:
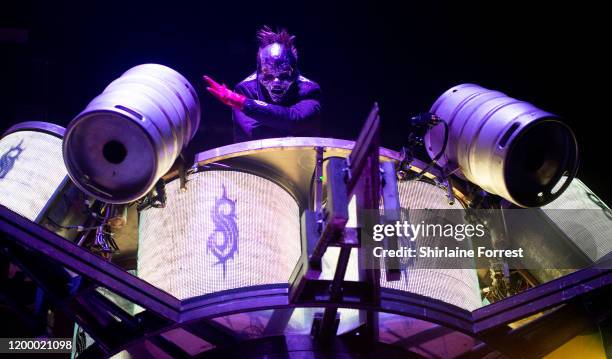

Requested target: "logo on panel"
[
  {"left": 0, "top": 139, "right": 25, "bottom": 179},
  {"left": 207, "top": 185, "right": 238, "bottom": 277}
]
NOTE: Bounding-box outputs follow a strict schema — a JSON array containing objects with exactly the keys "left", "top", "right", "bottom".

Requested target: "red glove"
[{"left": 203, "top": 75, "right": 246, "bottom": 110}]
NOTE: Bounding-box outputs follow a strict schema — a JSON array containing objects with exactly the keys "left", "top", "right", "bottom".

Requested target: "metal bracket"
[
  {"left": 311, "top": 311, "right": 341, "bottom": 342},
  {"left": 380, "top": 161, "right": 402, "bottom": 281},
  {"left": 136, "top": 178, "right": 167, "bottom": 212},
  {"left": 310, "top": 157, "right": 350, "bottom": 268}
]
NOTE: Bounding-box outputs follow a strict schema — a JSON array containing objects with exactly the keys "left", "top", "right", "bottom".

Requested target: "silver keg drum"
[
  {"left": 0, "top": 122, "right": 68, "bottom": 221},
  {"left": 425, "top": 84, "right": 578, "bottom": 207},
  {"left": 63, "top": 64, "right": 201, "bottom": 204}
]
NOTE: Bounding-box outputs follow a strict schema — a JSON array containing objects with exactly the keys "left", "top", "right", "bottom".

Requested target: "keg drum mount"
[{"left": 397, "top": 112, "right": 521, "bottom": 301}]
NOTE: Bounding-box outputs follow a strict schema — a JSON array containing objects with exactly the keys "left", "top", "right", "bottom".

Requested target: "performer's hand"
[{"left": 203, "top": 75, "right": 246, "bottom": 110}]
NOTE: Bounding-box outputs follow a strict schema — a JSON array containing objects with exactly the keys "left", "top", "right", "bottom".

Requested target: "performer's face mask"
[{"left": 257, "top": 43, "right": 297, "bottom": 103}]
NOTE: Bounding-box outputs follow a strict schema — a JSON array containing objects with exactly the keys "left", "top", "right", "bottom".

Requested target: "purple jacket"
[{"left": 232, "top": 73, "right": 322, "bottom": 142}]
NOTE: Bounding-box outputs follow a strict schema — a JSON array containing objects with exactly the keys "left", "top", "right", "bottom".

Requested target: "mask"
[{"left": 257, "top": 43, "right": 297, "bottom": 103}]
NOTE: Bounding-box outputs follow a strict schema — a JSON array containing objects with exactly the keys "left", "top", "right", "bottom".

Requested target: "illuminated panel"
[
  {"left": 381, "top": 180, "right": 483, "bottom": 311},
  {"left": 0, "top": 131, "right": 67, "bottom": 221},
  {"left": 543, "top": 177, "right": 612, "bottom": 261},
  {"left": 138, "top": 171, "right": 301, "bottom": 299},
  {"left": 318, "top": 181, "right": 481, "bottom": 311}
]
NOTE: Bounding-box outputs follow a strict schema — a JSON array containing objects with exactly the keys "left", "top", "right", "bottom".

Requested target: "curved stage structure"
[{"left": 1, "top": 133, "right": 610, "bottom": 358}]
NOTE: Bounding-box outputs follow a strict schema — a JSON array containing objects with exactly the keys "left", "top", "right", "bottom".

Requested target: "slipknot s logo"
[
  {"left": 0, "top": 140, "right": 25, "bottom": 179},
  {"left": 207, "top": 185, "right": 238, "bottom": 277}
]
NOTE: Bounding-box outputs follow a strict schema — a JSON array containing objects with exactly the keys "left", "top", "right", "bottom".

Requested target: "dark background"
[{"left": 1, "top": 0, "right": 609, "bottom": 204}]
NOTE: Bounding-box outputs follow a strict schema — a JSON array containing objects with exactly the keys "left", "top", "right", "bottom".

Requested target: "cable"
[
  {"left": 408, "top": 120, "right": 449, "bottom": 181},
  {"left": 46, "top": 216, "right": 101, "bottom": 232},
  {"left": 308, "top": 156, "right": 341, "bottom": 209}
]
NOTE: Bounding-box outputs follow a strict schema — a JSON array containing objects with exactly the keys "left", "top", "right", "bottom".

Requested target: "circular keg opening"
[
  {"left": 103, "top": 140, "right": 127, "bottom": 164},
  {"left": 505, "top": 120, "right": 577, "bottom": 207},
  {"left": 64, "top": 110, "right": 158, "bottom": 204}
]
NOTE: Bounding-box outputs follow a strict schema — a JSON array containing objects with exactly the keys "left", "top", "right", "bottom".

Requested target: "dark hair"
[{"left": 256, "top": 26, "right": 298, "bottom": 60}]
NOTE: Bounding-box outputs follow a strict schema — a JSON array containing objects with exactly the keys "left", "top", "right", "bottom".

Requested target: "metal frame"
[
  {"left": 2, "top": 118, "right": 611, "bottom": 357},
  {"left": 2, "top": 121, "right": 66, "bottom": 138},
  {"left": 286, "top": 104, "right": 384, "bottom": 341},
  {"left": 1, "top": 203, "right": 611, "bottom": 357}
]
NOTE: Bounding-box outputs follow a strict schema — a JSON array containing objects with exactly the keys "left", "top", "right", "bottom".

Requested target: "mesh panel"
[
  {"left": 381, "top": 180, "right": 482, "bottom": 311},
  {"left": 138, "top": 171, "right": 301, "bottom": 299},
  {"left": 543, "top": 177, "right": 612, "bottom": 261},
  {"left": 0, "top": 131, "right": 67, "bottom": 221}
]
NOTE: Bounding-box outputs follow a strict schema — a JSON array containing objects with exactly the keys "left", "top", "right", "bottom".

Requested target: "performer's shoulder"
[
  {"left": 238, "top": 72, "right": 257, "bottom": 86},
  {"left": 235, "top": 72, "right": 258, "bottom": 95},
  {"left": 298, "top": 75, "right": 319, "bottom": 86},
  {"left": 297, "top": 75, "right": 321, "bottom": 96}
]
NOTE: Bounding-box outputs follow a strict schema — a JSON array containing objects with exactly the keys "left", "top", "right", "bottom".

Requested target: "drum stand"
[{"left": 289, "top": 103, "right": 403, "bottom": 342}]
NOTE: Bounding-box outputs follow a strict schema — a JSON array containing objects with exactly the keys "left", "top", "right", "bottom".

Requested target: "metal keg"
[
  {"left": 63, "top": 64, "right": 201, "bottom": 204},
  {"left": 425, "top": 84, "right": 578, "bottom": 207}
]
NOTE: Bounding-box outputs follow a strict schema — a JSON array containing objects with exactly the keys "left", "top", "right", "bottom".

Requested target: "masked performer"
[{"left": 204, "top": 26, "right": 321, "bottom": 142}]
